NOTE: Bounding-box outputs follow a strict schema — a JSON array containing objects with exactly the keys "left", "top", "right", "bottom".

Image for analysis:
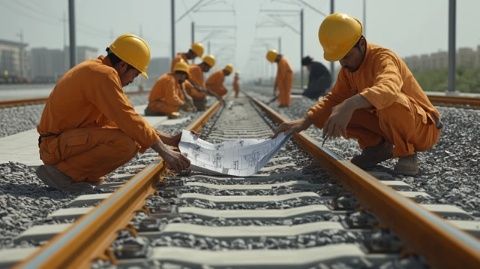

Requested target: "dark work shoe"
[
  {"left": 351, "top": 141, "right": 393, "bottom": 169},
  {"left": 36, "top": 165, "right": 94, "bottom": 193},
  {"left": 394, "top": 154, "right": 419, "bottom": 176}
]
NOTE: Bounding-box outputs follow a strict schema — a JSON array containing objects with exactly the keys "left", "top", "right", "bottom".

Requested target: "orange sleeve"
[
  {"left": 307, "top": 70, "right": 356, "bottom": 128},
  {"left": 358, "top": 53, "right": 404, "bottom": 110},
  {"left": 88, "top": 71, "right": 159, "bottom": 150}
]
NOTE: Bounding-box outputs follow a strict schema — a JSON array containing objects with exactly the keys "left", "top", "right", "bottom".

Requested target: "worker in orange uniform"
[
  {"left": 170, "top": 42, "right": 204, "bottom": 71},
  {"left": 36, "top": 34, "right": 191, "bottom": 192},
  {"left": 273, "top": 13, "right": 442, "bottom": 176},
  {"left": 266, "top": 49, "right": 293, "bottom": 107},
  {"left": 145, "top": 60, "right": 195, "bottom": 118},
  {"left": 183, "top": 55, "right": 223, "bottom": 110},
  {"left": 233, "top": 72, "right": 240, "bottom": 98},
  {"left": 206, "top": 64, "right": 233, "bottom": 98}
]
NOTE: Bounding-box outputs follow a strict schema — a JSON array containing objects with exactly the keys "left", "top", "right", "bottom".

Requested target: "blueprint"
[{"left": 179, "top": 130, "right": 292, "bottom": 176}]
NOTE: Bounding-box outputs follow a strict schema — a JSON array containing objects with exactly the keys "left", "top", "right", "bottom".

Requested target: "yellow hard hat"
[
  {"left": 224, "top": 64, "right": 234, "bottom": 74},
  {"left": 202, "top": 55, "right": 216, "bottom": 67},
  {"left": 266, "top": 49, "right": 278, "bottom": 63},
  {"left": 318, "top": 13, "right": 362, "bottom": 61},
  {"left": 191, "top": 42, "right": 205, "bottom": 57},
  {"left": 173, "top": 60, "right": 190, "bottom": 78},
  {"left": 109, "top": 33, "right": 151, "bottom": 78}
]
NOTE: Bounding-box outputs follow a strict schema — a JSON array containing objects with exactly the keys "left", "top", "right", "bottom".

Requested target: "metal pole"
[
  {"left": 68, "top": 0, "right": 76, "bottom": 68},
  {"left": 329, "top": 0, "right": 335, "bottom": 82},
  {"left": 300, "top": 9, "right": 304, "bottom": 90},
  {"left": 278, "top": 37, "right": 282, "bottom": 54},
  {"left": 191, "top": 21, "right": 195, "bottom": 45},
  {"left": 363, "top": 0, "right": 366, "bottom": 36},
  {"left": 208, "top": 41, "right": 211, "bottom": 54},
  {"left": 171, "top": 0, "right": 175, "bottom": 60},
  {"left": 448, "top": 0, "right": 456, "bottom": 93}
]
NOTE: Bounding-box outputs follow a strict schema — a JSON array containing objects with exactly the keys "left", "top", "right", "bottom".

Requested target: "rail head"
[{"left": 251, "top": 97, "right": 480, "bottom": 269}]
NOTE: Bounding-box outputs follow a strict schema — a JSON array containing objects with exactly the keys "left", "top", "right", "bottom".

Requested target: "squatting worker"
[
  {"left": 301, "top": 55, "right": 332, "bottom": 99},
  {"left": 206, "top": 64, "right": 234, "bottom": 97},
  {"left": 273, "top": 13, "right": 442, "bottom": 176},
  {"left": 170, "top": 42, "right": 204, "bottom": 71},
  {"left": 36, "top": 34, "right": 191, "bottom": 192},
  {"left": 266, "top": 49, "right": 293, "bottom": 107},
  {"left": 183, "top": 54, "right": 223, "bottom": 110},
  {"left": 145, "top": 60, "right": 195, "bottom": 118}
]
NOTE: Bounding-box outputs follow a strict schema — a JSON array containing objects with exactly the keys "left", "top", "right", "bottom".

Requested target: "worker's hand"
[
  {"left": 216, "top": 96, "right": 225, "bottom": 106},
  {"left": 160, "top": 148, "right": 191, "bottom": 172},
  {"left": 323, "top": 102, "right": 353, "bottom": 140},
  {"left": 162, "top": 132, "right": 182, "bottom": 147},
  {"left": 272, "top": 118, "right": 311, "bottom": 138}
]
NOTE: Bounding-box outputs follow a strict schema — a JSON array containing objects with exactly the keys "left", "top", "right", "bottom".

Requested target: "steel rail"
[
  {"left": 0, "top": 91, "right": 147, "bottom": 108},
  {"left": 427, "top": 94, "right": 480, "bottom": 107},
  {"left": 15, "top": 101, "right": 222, "bottom": 269},
  {"left": 252, "top": 97, "right": 480, "bottom": 269}
]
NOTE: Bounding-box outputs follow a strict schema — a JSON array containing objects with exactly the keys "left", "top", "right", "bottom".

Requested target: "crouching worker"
[
  {"left": 273, "top": 13, "right": 442, "bottom": 176},
  {"left": 36, "top": 34, "right": 191, "bottom": 192},
  {"left": 144, "top": 60, "right": 195, "bottom": 118},
  {"left": 184, "top": 55, "right": 223, "bottom": 111},
  {"left": 206, "top": 64, "right": 234, "bottom": 98}
]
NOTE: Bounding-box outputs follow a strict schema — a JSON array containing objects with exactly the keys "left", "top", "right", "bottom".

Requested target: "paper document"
[{"left": 179, "top": 130, "right": 292, "bottom": 176}]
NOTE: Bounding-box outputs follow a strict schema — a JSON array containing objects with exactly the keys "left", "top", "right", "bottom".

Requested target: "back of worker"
[
  {"left": 276, "top": 57, "right": 293, "bottom": 106},
  {"left": 170, "top": 42, "right": 204, "bottom": 71},
  {"left": 302, "top": 56, "right": 331, "bottom": 99}
]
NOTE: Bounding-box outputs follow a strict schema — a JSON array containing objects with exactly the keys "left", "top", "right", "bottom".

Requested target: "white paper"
[{"left": 179, "top": 130, "right": 291, "bottom": 176}]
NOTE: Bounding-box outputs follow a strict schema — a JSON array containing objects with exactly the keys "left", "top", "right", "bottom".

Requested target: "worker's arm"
[{"left": 323, "top": 94, "right": 372, "bottom": 139}]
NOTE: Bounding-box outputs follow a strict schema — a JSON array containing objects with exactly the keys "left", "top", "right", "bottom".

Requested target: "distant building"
[
  {"left": 405, "top": 46, "right": 480, "bottom": 72},
  {"left": 457, "top": 47, "right": 475, "bottom": 68},
  {"left": 0, "top": 39, "right": 28, "bottom": 82},
  {"left": 30, "top": 48, "right": 65, "bottom": 83},
  {"left": 64, "top": 46, "right": 98, "bottom": 67},
  {"left": 148, "top": 57, "right": 170, "bottom": 84}
]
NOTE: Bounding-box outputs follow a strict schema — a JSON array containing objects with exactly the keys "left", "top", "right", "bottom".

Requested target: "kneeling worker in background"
[
  {"left": 145, "top": 60, "right": 195, "bottom": 118},
  {"left": 184, "top": 55, "right": 223, "bottom": 110},
  {"left": 36, "top": 34, "right": 190, "bottom": 192},
  {"left": 206, "top": 64, "right": 234, "bottom": 98}
]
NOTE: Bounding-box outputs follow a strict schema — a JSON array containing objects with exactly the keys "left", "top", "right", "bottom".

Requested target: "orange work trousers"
[
  {"left": 277, "top": 85, "right": 291, "bottom": 106},
  {"left": 39, "top": 128, "right": 139, "bottom": 183},
  {"left": 346, "top": 101, "right": 440, "bottom": 157}
]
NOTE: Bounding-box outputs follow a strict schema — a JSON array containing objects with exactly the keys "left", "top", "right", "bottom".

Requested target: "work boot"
[
  {"left": 168, "top": 112, "right": 180, "bottom": 119},
  {"left": 36, "top": 165, "right": 94, "bottom": 193},
  {"left": 394, "top": 154, "right": 419, "bottom": 176},
  {"left": 351, "top": 140, "right": 393, "bottom": 169}
]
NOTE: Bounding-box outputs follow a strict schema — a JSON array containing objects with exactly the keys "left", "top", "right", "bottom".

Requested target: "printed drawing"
[{"left": 178, "top": 130, "right": 291, "bottom": 176}]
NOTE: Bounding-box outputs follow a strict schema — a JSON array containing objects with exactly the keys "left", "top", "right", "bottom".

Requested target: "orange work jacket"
[
  {"left": 37, "top": 56, "right": 159, "bottom": 152},
  {"left": 184, "top": 65, "right": 207, "bottom": 100},
  {"left": 307, "top": 43, "right": 440, "bottom": 128},
  {"left": 147, "top": 73, "right": 185, "bottom": 114},
  {"left": 206, "top": 70, "right": 227, "bottom": 97}
]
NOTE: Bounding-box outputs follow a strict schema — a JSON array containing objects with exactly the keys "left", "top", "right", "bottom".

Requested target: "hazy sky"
[{"left": 0, "top": 0, "right": 478, "bottom": 80}]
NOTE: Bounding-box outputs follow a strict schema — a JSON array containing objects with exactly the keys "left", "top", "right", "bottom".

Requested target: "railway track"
[{"left": 2, "top": 95, "right": 480, "bottom": 268}]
